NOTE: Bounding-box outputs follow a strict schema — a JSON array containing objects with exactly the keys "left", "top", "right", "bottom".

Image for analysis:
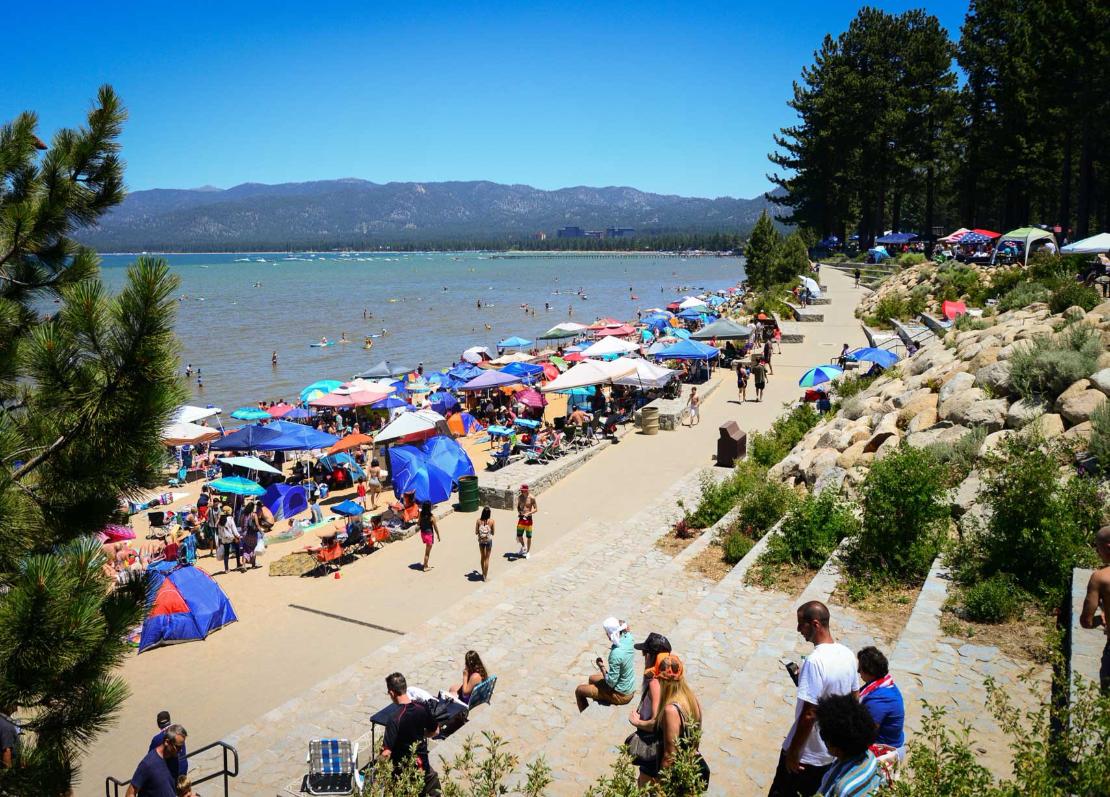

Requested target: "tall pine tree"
[
  {"left": 744, "top": 211, "right": 782, "bottom": 290},
  {"left": 0, "top": 87, "right": 185, "bottom": 793}
]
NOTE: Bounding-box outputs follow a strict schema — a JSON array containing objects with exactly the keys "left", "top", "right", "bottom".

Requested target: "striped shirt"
[{"left": 818, "top": 751, "right": 884, "bottom": 796}]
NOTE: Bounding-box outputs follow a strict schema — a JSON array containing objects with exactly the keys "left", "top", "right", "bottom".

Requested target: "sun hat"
[
  {"left": 602, "top": 616, "right": 628, "bottom": 645},
  {"left": 655, "top": 654, "right": 685, "bottom": 681},
  {"left": 634, "top": 632, "right": 672, "bottom": 654}
]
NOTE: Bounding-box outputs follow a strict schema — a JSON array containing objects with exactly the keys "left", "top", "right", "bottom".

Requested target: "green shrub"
[
  {"left": 761, "top": 490, "right": 859, "bottom": 570},
  {"left": 970, "top": 434, "right": 1103, "bottom": 604},
  {"left": 1009, "top": 323, "right": 1102, "bottom": 402},
  {"left": 1091, "top": 401, "right": 1110, "bottom": 474},
  {"left": 897, "top": 252, "right": 926, "bottom": 266},
  {"left": 1048, "top": 282, "right": 1101, "bottom": 315},
  {"left": 834, "top": 371, "right": 879, "bottom": 399},
  {"left": 935, "top": 264, "right": 982, "bottom": 304},
  {"left": 998, "top": 281, "right": 1051, "bottom": 312},
  {"left": 961, "top": 574, "right": 1024, "bottom": 623},
  {"left": 926, "top": 426, "right": 987, "bottom": 485},
  {"left": 954, "top": 314, "right": 990, "bottom": 332},
  {"left": 871, "top": 292, "right": 909, "bottom": 325},
  {"left": 722, "top": 531, "right": 754, "bottom": 564},
  {"left": 684, "top": 462, "right": 766, "bottom": 529},
  {"left": 733, "top": 481, "right": 799, "bottom": 539},
  {"left": 842, "top": 444, "right": 949, "bottom": 584},
  {"left": 748, "top": 404, "right": 823, "bottom": 467}
]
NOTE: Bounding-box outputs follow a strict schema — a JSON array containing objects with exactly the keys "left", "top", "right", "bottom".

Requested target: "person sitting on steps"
[{"left": 575, "top": 617, "right": 636, "bottom": 711}]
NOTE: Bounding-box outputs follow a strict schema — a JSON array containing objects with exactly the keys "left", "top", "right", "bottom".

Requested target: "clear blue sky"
[{"left": 10, "top": 1, "right": 968, "bottom": 199}]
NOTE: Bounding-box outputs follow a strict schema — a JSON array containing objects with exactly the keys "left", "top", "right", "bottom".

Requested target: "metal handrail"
[{"left": 105, "top": 740, "right": 239, "bottom": 797}]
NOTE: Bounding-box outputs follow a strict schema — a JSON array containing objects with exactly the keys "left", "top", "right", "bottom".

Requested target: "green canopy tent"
[{"left": 992, "top": 227, "right": 1057, "bottom": 267}]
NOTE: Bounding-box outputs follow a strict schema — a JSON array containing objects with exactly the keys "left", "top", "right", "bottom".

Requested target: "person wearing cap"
[
  {"left": 515, "top": 485, "right": 537, "bottom": 559},
  {"left": 575, "top": 618, "right": 636, "bottom": 711},
  {"left": 628, "top": 633, "right": 672, "bottom": 785},
  {"left": 148, "top": 711, "right": 188, "bottom": 780}
]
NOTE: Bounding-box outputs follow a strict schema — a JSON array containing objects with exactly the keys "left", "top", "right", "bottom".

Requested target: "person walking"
[
  {"left": 239, "top": 501, "right": 261, "bottom": 570},
  {"left": 126, "top": 724, "right": 187, "bottom": 797},
  {"left": 356, "top": 477, "right": 368, "bottom": 509},
  {"left": 475, "top": 506, "right": 495, "bottom": 582},
  {"left": 686, "top": 387, "right": 700, "bottom": 427},
  {"left": 515, "top": 485, "right": 537, "bottom": 559},
  {"left": 752, "top": 360, "right": 768, "bottom": 402},
  {"left": 768, "top": 601, "right": 858, "bottom": 797},
  {"left": 418, "top": 501, "right": 440, "bottom": 572},
  {"left": 216, "top": 509, "right": 241, "bottom": 573},
  {"left": 853, "top": 268, "right": 861, "bottom": 287},
  {"left": 736, "top": 361, "right": 749, "bottom": 402},
  {"left": 763, "top": 340, "right": 775, "bottom": 376}
]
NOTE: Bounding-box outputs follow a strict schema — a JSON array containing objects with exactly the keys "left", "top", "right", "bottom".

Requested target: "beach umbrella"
[
  {"left": 593, "top": 324, "right": 637, "bottom": 337},
  {"left": 208, "top": 476, "right": 266, "bottom": 496},
  {"left": 581, "top": 336, "right": 639, "bottom": 357},
  {"left": 941, "top": 301, "right": 967, "bottom": 321},
  {"left": 283, "top": 407, "right": 311, "bottom": 420},
  {"left": 497, "top": 336, "right": 532, "bottom": 349},
  {"left": 959, "top": 232, "right": 992, "bottom": 246},
  {"left": 847, "top": 348, "right": 900, "bottom": 368},
  {"left": 448, "top": 362, "right": 484, "bottom": 381},
  {"left": 355, "top": 361, "right": 414, "bottom": 379},
  {"left": 678, "top": 296, "right": 708, "bottom": 310},
  {"left": 98, "top": 524, "right": 136, "bottom": 543},
  {"left": 266, "top": 403, "right": 295, "bottom": 417},
  {"left": 1062, "top": 232, "right": 1110, "bottom": 254},
  {"left": 327, "top": 431, "right": 374, "bottom": 454},
  {"left": 563, "top": 352, "right": 586, "bottom": 362},
  {"left": 300, "top": 380, "right": 342, "bottom": 403},
  {"left": 171, "top": 405, "right": 222, "bottom": 424},
  {"left": 541, "top": 359, "right": 638, "bottom": 392},
  {"left": 428, "top": 391, "right": 459, "bottom": 413},
  {"left": 515, "top": 388, "right": 548, "bottom": 408},
  {"left": 161, "top": 421, "right": 221, "bottom": 447},
  {"left": 210, "top": 424, "right": 284, "bottom": 451},
  {"left": 798, "top": 365, "right": 843, "bottom": 388},
  {"left": 612, "top": 360, "right": 677, "bottom": 389},
  {"left": 371, "top": 396, "right": 409, "bottom": 410},
  {"left": 540, "top": 362, "right": 560, "bottom": 380},
  {"left": 330, "top": 500, "right": 366, "bottom": 517},
  {"left": 446, "top": 412, "right": 484, "bottom": 436},
  {"left": 671, "top": 328, "right": 692, "bottom": 340},
  {"left": 461, "top": 345, "right": 493, "bottom": 363},
  {"left": 459, "top": 370, "right": 523, "bottom": 391},
  {"left": 258, "top": 420, "right": 340, "bottom": 451},
  {"left": 424, "top": 435, "right": 476, "bottom": 484},
  {"left": 800, "top": 276, "right": 822, "bottom": 298},
  {"left": 231, "top": 407, "right": 272, "bottom": 421},
  {"left": 691, "top": 318, "right": 750, "bottom": 341},
  {"left": 388, "top": 445, "right": 454, "bottom": 504},
  {"left": 218, "top": 455, "right": 283, "bottom": 475},
  {"left": 490, "top": 351, "right": 534, "bottom": 365},
  {"left": 375, "top": 409, "right": 446, "bottom": 444}
]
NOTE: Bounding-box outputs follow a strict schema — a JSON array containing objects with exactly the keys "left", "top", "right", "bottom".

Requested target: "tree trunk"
[
  {"left": 1059, "top": 129, "right": 1072, "bottom": 240},
  {"left": 1077, "top": 117, "right": 1093, "bottom": 239},
  {"left": 925, "top": 165, "right": 936, "bottom": 257}
]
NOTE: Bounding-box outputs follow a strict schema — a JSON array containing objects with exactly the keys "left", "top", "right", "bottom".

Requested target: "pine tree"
[
  {"left": 744, "top": 211, "right": 782, "bottom": 290},
  {"left": 775, "top": 232, "right": 811, "bottom": 284},
  {"left": 0, "top": 87, "right": 185, "bottom": 793}
]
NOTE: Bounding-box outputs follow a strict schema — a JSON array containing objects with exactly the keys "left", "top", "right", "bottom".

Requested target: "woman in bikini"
[
  {"left": 418, "top": 500, "right": 440, "bottom": 572},
  {"left": 450, "top": 650, "right": 489, "bottom": 705},
  {"left": 367, "top": 459, "right": 383, "bottom": 508},
  {"left": 475, "top": 506, "right": 495, "bottom": 581}
]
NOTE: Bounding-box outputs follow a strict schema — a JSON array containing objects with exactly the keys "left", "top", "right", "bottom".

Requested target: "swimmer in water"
[
  {"left": 271, "top": 351, "right": 277, "bottom": 366},
  {"left": 320, "top": 336, "right": 329, "bottom": 345}
]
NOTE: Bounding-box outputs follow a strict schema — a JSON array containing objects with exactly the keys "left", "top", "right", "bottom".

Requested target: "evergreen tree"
[
  {"left": 0, "top": 87, "right": 185, "bottom": 793},
  {"left": 744, "top": 211, "right": 782, "bottom": 290},
  {"left": 775, "top": 232, "right": 811, "bottom": 284}
]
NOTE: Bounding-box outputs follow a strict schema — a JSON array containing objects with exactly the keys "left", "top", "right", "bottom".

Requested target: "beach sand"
[{"left": 81, "top": 269, "right": 866, "bottom": 794}]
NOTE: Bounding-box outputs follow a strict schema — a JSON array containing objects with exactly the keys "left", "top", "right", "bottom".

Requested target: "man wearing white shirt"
[{"left": 768, "top": 601, "right": 859, "bottom": 797}]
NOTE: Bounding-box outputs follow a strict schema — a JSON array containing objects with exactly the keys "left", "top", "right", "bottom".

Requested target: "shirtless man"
[{"left": 1080, "top": 525, "right": 1110, "bottom": 693}]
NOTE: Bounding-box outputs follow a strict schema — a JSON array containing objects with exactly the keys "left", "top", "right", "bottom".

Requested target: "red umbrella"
[
  {"left": 540, "top": 362, "right": 560, "bottom": 380},
  {"left": 267, "top": 403, "right": 295, "bottom": 417},
  {"left": 564, "top": 352, "right": 586, "bottom": 362},
  {"left": 516, "top": 388, "right": 548, "bottom": 408}
]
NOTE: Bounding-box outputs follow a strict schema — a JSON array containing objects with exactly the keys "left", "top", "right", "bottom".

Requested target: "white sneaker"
[
  {"left": 518, "top": 546, "right": 526, "bottom": 556},
  {"left": 524, "top": 551, "right": 530, "bottom": 559}
]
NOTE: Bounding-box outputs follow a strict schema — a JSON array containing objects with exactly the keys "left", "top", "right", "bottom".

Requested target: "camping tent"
[
  {"left": 992, "top": 227, "right": 1057, "bottom": 266},
  {"left": 139, "top": 562, "right": 237, "bottom": 653},
  {"left": 263, "top": 483, "right": 308, "bottom": 521},
  {"left": 1062, "top": 232, "right": 1110, "bottom": 254}
]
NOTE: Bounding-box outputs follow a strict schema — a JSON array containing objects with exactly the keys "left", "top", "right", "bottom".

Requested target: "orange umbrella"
[{"left": 327, "top": 431, "right": 374, "bottom": 454}]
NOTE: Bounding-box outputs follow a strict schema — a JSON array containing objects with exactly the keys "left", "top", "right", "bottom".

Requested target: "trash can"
[
  {"left": 716, "top": 421, "right": 746, "bottom": 467},
  {"left": 641, "top": 406, "right": 660, "bottom": 435},
  {"left": 457, "top": 475, "right": 480, "bottom": 512}
]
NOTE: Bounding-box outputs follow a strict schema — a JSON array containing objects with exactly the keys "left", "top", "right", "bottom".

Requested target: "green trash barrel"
[{"left": 458, "top": 475, "right": 480, "bottom": 512}]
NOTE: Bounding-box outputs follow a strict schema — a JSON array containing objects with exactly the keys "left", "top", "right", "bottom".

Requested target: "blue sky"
[{"left": 10, "top": 1, "right": 968, "bottom": 199}]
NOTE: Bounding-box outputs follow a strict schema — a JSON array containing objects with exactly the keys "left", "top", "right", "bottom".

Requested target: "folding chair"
[
  {"left": 304, "top": 738, "right": 362, "bottom": 795},
  {"left": 167, "top": 467, "right": 187, "bottom": 488},
  {"left": 466, "top": 675, "right": 497, "bottom": 710}
]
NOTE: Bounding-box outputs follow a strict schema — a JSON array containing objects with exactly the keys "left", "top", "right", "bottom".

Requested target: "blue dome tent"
[{"left": 139, "top": 562, "right": 237, "bottom": 653}]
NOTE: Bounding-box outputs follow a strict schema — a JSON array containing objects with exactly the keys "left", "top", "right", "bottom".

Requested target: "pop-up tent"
[
  {"left": 263, "top": 482, "right": 308, "bottom": 521},
  {"left": 1062, "top": 232, "right": 1110, "bottom": 254},
  {"left": 139, "top": 562, "right": 237, "bottom": 653},
  {"left": 992, "top": 227, "right": 1057, "bottom": 266}
]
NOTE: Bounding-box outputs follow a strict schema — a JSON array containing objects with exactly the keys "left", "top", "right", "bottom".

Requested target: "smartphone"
[{"left": 781, "top": 660, "right": 800, "bottom": 686}]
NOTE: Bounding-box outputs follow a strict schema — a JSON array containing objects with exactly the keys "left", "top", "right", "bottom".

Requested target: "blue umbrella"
[
  {"left": 300, "top": 380, "right": 342, "bottom": 403},
  {"left": 231, "top": 407, "right": 272, "bottom": 421},
  {"left": 847, "top": 347, "right": 900, "bottom": 368},
  {"left": 371, "top": 396, "right": 409, "bottom": 409},
  {"left": 330, "top": 500, "right": 365, "bottom": 517},
  {"left": 497, "top": 336, "right": 532, "bottom": 349},
  {"left": 209, "top": 476, "right": 266, "bottom": 496},
  {"left": 799, "top": 365, "right": 843, "bottom": 388},
  {"left": 424, "top": 435, "right": 476, "bottom": 484},
  {"left": 389, "top": 445, "right": 454, "bottom": 504},
  {"left": 428, "top": 391, "right": 459, "bottom": 413},
  {"left": 210, "top": 424, "right": 284, "bottom": 451},
  {"left": 283, "top": 407, "right": 311, "bottom": 420}
]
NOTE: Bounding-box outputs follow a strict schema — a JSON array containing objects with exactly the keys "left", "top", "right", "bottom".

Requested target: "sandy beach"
[{"left": 83, "top": 267, "right": 867, "bottom": 795}]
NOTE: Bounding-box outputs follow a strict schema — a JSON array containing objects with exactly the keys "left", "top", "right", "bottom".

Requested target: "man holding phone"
[{"left": 574, "top": 617, "right": 636, "bottom": 711}]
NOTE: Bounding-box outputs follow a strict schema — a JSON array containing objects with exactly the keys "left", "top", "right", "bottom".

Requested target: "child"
[
  {"left": 176, "top": 774, "right": 197, "bottom": 796},
  {"left": 356, "top": 477, "right": 368, "bottom": 509}
]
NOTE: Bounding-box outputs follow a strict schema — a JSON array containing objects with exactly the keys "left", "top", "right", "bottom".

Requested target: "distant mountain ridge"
[{"left": 76, "top": 178, "right": 781, "bottom": 251}]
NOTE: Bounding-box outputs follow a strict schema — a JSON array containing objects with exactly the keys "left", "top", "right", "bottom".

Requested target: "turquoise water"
[{"left": 98, "top": 252, "right": 745, "bottom": 412}]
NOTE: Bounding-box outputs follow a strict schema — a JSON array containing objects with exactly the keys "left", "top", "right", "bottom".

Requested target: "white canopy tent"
[
  {"left": 161, "top": 421, "right": 221, "bottom": 446},
  {"left": 1062, "top": 232, "right": 1110, "bottom": 254},
  {"left": 374, "top": 408, "right": 448, "bottom": 443},
  {"left": 612, "top": 359, "right": 677, "bottom": 389},
  {"left": 171, "top": 405, "right": 222, "bottom": 425},
  {"left": 678, "top": 296, "right": 708, "bottom": 310},
  {"left": 540, "top": 359, "right": 638, "bottom": 392},
  {"left": 489, "top": 351, "right": 534, "bottom": 365},
  {"left": 580, "top": 336, "right": 639, "bottom": 357}
]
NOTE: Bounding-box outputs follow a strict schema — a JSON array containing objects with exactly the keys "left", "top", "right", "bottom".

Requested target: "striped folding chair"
[{"left": 305, "top": 738, "right": 361, "bottom": 795}]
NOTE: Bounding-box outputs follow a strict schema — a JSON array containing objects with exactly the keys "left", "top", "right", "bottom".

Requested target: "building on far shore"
[
  {"left": 606, "top": 227, "right": 635, "bottom": 238},
  {"left": 556, "top": 226, "right": 584, "bottom": 238},
  {"left": 584, "top": 230, "right": 604, "bottom": 239}
]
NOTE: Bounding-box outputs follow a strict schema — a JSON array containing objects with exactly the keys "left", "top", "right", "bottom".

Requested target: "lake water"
[{"left": 98, "top": 252, "right": 745, "bottom": 412}]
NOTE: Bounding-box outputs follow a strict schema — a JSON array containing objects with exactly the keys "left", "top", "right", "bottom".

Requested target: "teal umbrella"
[
  {"left": 231, "top": 407, "right": 271, "bottom": 421},
  {"left": 209, "top": 476, "right": 266, "bottom": 496},
  {"left": 798, "top": 365, "right": 843, "bottom": 387}
]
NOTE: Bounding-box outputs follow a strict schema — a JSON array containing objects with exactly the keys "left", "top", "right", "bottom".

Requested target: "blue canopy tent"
[
  {"left": 330, "top": 500, "right": 365, "bottom": 517},
  {"left": 497, "top": 336, "right": 532, "bottom": 350},
  {"left": 447, "top": 362, "right": 484, "bottom": 382},
  {"left": 651, "top": 339, "right": 720, "bottom": 360},
  {"left": 210, "top": 424, "right": 284, "bottom": 451},
  {"left": 139, "top": 562, "right": 237, "bottom": 653},
  {"left": 677, "top": 308, "right": 715, "bottom": 321},
  {"left": 459, "top": 370, "right": 523, "bottom": 391},
  {"left": 388, "top": 445, "right": 454, "bottom": 504},
  {"left": 705, "top": 295, "right": 727, "bottom": 308},
  {"left": 847, "top": 347, "right": 900, "bottom": 368},
  {"left": 283, "top": 407, "right": 311, "bottom": 420},
  {"left": 428, "top": 391, "right": 459, "bottom": 413},
  {"left": 500, "top": 362, "right": 545, "bottom": 382},
  {"left": 875, "top": 232, "right": 918, "bottom": 245},
  {"left": 262, "top": 483, "right": 307, "bottom": 521},
  {"left": 671, "top": 328, "right": 692, "bottom": 340},
  {"left": 259, "top": 420, "right": 340, "bottom": 451}
]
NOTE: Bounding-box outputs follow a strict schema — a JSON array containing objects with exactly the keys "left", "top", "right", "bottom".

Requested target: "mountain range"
[{"left": 74, "top": 178, "right": 781, "bottom": 251}]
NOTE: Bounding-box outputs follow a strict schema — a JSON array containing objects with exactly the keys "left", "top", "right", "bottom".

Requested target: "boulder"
[
  {"left": 768, "top": 454, "right": 803, "bottom": 482},
  {"left": 938, "top": 371, "right": 976, "bottom": 403},
  {"left": 1097, "top": 352, "right": 1110, "bottom": 371},
  {"left": 1091, "top": 299, "right": 1110, "bottom": 320},
  {"left": 813, "top": 467, "right": 847, "bottom": 496},
  {"left": 953, "top": 398, "right": 1009, "bottom": 432},
  {"left": 906, "top": 407, "right": 938, "bottom": 433},
  {"left": 1006, "top": 398, "right": 1048, "bottom": 430},
  {"left": 1090, "top": 368, "right": 1110, "bottom": 397},
  {"left": 837, "top": 441, "right": 869, "bottom": 470},
  {"left": 1056, "top": 379, "right": 1091, "bottom": 405},
  {"left": 974, "top": 361, "right": 1013, "bottom": 395},
  {"left": 938, "top": 387, "right": 985, "bottom": 422},
  {"left": 1063, "top": 305, "right": 1087, "bottom": 320},
  {"left": 1027, "top": 413, "right": 1065, "bottom": 439},
  {"left": 897, "top": 392, "right": 939, "bottom": 424},
  {"left": 950, "top": 471, "right": 982, "bottom": 518},
  {"left": 979, "top": 429, "right": 1014, "bottom": 457},
  {"left": 874, "top": 435, "right": 901, "bottom": 460},
  {"left": 804, "top": 448, "right": 842, "bottom": 486},
  {"left": 1063, "top": 421, "right": 1094, "bottom": 444},
  {"left": 1056, "top": 389, "right": 1108, "bottom": 425},
  {"left": 968, "top": 346, "right": 1002, "bottom": 372}
]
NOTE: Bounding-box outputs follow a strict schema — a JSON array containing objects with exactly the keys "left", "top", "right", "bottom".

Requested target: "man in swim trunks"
[
  {"left": 516, "top": 484, "right": 537, "bottom": 560},
  {"left": 1080, "top": 525, "right": 1110, "bottom": 693}
]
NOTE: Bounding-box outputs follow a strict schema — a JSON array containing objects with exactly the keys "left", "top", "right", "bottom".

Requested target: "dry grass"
[
  {"left": 939, "top": 606, "right": 1058, "bottom": 664},
  {"left": 832, "top": 580, "right": 919, "bottom": 646},
  {"left": 656, "top": 528, "right": 704, "bottom": 556},
  {"left": 744, "top": 561, "right": 817, "bottom": 596},
  {"left": 686, "top": 540, "right": 734, "bottom": 582}
]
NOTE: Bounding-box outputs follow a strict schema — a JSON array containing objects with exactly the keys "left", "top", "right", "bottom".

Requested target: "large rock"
[
  {"left": 954, "top": 398, "right": 1009, "bottom": 432},
  {"left": 804, "top": 448, "right": 842, "bottom": 486},
  {"left": 906, "top": 407, "right": 938, "bottom": 433},
  {"left": 979, "top": 429, "right": 1014, "bottom": 457},
  {"left": 813, "top": 467, "right": 847, "bottom": 496},
  {"left": 897, "top": 392, "right": 939, "bottom": 423},
  {"left": 1027, "top": 413, "right": 1065, "bottom": 439},
  {"left": 938, "top": 388, "right": 985, "bottom": 423},
  {"left": 975, "top": 361, "right": 1013, "bottom": 396},
  {"left": 950, "top": 471, "right": 982, "bottom": 518},
  {"left": 1090, "top": 368, "right": 1110, "bottom": 397},
  {"left": 939, "top": 372, "right": 976, "bottom": 403},
  {"left": 1006, "top": 398, "right": 1048, "bottom": 430},
  {"left": 837, "top": 440, "right": 869, "bottom": 470},
  {"left": 1056, "top": 389, "right": 1107, "bottom": 425},
  {"left": 1056, "top": 379, "right": 1091, "bottom": 405},
  {"left": 1091, "top": 299, "right": 1110, "bottom": 320},
  {"left": 1063, "top": 421, "right": 1094, "bottom": 443}
]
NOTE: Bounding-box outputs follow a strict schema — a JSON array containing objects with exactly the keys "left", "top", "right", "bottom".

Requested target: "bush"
[
  {"left": 833, "top": 371, "right": 879, "bottom": 399},
  {"left": 954, "top": 314, "right": 991, "bottom": 332},
  {"left": 1091, "top": 400, "right": 1110, "bottom": 474},
  {"left": 998, "top": 281, "right": 1051, "bottom": 312},
  {"left": 935, "top": 264, "right": 982, "bottom": 304},
  {"left": 897, "top": 252, "right": 926, "bottom": 266},
  {"left": 684, "top": 462, "right": 766, "bottom": 529},
  {"left": 985, "top": 266, "right": 1026, "bottom": 299},
  {"left": 722, "top": 531, "right": 754, "bottom": 564},
  {"left": 870, "top": 292, "right": 909, "bottom": 326},
  {"left": 748, "top": 404, "right": 823, "bottom": 467},
  {"left": 1048, "top": 282, "right": 1101, "bottom": 315},
  {"left": 969, "top": 433, "right": 1102, "bottom": 604},
  {"left": 1009, "top": 323, "right": 1102, "bottom": 402},
  {"left": 961, "top": 574, "right": 1024, "bottom": 623},
  {"left": 926, "top": 426, "right": 987, "bottom": 485},
  {"left": 733, "top": 481, "right": 799, "bottom": 540},
  {"left": 842, "top": 444, "right": 949, "bottom": 584},
  {"left": 760, "top": 490, "right": 859, "bottom": 570}
]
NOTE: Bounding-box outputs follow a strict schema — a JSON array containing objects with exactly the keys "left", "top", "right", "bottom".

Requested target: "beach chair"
[
  {"left": 523, "top": 440, "right": 548, "bottom": 464},
  {"left": 466, "top": 675, "right": 498, "bottom": 710},
  {"left": 304, "top": 738, "right": 362, "bottom": 795},
  {"left": 487, "top": 441, "right": 514, "bottom": 471},
  {"left": 166, "top": 467, "right": 187, "bottom": 488}
]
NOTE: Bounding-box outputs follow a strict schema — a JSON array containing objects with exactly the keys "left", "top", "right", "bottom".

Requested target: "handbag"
[{"left": 624, "top": 729, "right": 661, "bottom": 766}]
